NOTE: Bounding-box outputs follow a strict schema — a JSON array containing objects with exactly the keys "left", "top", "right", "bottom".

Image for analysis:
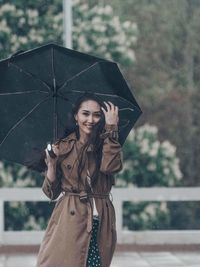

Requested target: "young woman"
[{"left": 36, "top": 95, "right": 123, "bottom": 267}]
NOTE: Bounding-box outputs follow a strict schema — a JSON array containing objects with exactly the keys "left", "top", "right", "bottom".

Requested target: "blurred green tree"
[
  {"left": 0, "top": 0, "right": 137, "bottom": 230},
  {"left": 116, "top": 124, "right": 182, "bottom": 187},
  {"left": 108, "top": 0, "right": 200, "bottom": 230},
  {"left": 116, "top": 124, "right": 182, "bottom": 230},
  {"left": 0, "top": 1, "right": 137, "bottom": 65}
]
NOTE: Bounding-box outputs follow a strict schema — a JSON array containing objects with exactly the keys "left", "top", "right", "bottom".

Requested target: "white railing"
[{"left": 0, "top": 187, "right": 200, "bottom": 245}]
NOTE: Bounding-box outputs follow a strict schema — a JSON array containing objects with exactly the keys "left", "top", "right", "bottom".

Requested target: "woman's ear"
[{"left": 74, "top": 114, "right": 77, "bottom": 121}]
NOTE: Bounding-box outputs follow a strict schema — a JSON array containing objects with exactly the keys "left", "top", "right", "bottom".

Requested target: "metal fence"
[{"left": 0, "top": 187, "right": 200, "bottom": 245}]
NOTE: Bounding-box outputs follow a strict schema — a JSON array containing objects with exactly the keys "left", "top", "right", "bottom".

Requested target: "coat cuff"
[
  {"left": 46, "top": 176, "right": 60, "bottom": 189},
  {"left": 43, "top": 175, "right": 60, "bottom": 200},
  {"left": 100, "top": 124, "right": 119, "bottom": 140}
]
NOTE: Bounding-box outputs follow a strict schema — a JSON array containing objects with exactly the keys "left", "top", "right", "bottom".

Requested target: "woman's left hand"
[{"left": 101, "top": 101, "right": 119, "bottom": 125}]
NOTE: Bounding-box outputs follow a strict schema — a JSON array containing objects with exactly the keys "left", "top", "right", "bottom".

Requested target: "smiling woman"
[
  {"left": 75, "top": 100, "right": 102, "bottom": 142},
  {"left": 36, "top": 94, "right": 123, "bottom": 267}
]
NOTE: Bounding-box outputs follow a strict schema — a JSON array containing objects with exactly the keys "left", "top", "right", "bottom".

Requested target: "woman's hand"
[
  {"left": 45, "top": 144, "right": 60, "bottom": 182},
  {"left": 101, "top": 101, "right": 119, "bottom": 125},
  {"left": 45, "top": 144, "right": 59, "bottom": 167}
]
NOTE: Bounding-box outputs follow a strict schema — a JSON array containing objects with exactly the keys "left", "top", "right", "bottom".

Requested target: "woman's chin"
[
  {"left": 84, "top": 128, "right": 93, "bottom": 134},
  {"left": 86, "top": 130, "right": 92, "bottom": 135},
  {"left": 82, "top": 129, "right": 91, "bottom": 136}
]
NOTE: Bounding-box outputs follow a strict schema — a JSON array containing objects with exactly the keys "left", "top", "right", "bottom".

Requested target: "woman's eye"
[
  {"left": 95, "top": 114, "right": 101, "bottom": 118},
  {"left": 82, "top": 112, "right": 89, "bottom": 116}
]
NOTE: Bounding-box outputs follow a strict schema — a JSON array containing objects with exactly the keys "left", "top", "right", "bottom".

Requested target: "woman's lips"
[{"left": 85, "top": 124, "right": 93, "bottom": 129}]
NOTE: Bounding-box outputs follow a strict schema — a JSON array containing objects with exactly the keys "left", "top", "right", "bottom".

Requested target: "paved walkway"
[
  {"left": 112, "top": 252, "right": 200, "bottom": 267},
  {"left": 0, "top": 251, "right": 200, "bottom": 267}
]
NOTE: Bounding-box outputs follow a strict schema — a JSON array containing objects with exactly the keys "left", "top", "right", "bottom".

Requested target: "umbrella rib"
[
  {"left": 78, "top": 91, "right": 137, "bottom": 111},
  {"left": 0, "top": 90, "right": 48, "bottom": 96},
  {"left": 119, "top": 120, "right": 130, "bottom": 130},
  {"left": 0, "top": 96, "right": 50, "bottom": 147},
  {"left": 51, "top": 47, "right": 58, "bottom": 140},
  {"left": 119, "top": 108, "right": 134, "bottom": 112},
  {"left": 51, "top": 46, "right": 56, "bottom": 90},
  {"left": 59, "top": 89, "right": 139, "bottom": 112},
  {"left": 58, "top": 62, "right": 100, "bottom": 92},
  {"left": 9, "top": 62, "right": 51, "bottom": 92}
]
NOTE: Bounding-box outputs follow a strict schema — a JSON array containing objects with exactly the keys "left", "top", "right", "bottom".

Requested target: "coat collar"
[
  {"left": 61, "top": 132, "right": 77, "bottom": 143},
  {"left": 61, "top": 132, "right": 94, "bottom": 152}
]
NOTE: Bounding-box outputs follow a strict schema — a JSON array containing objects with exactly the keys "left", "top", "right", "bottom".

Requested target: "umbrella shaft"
[
  {"left": 52, "top": 76, "right": 58, "bottom": 141},
  {"left": 53, "top": 94, "right": 58, "bottom": 141}
]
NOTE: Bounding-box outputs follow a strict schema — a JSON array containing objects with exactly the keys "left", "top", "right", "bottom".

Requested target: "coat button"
[
  {"left": 66, "top": 164, "right": 71, "bottom": 170},
  {"left": 70, "top": 210, "right": 75, "bottom": 216}
]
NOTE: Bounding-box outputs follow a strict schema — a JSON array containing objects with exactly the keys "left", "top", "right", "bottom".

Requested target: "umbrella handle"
[{"left": 47, "top": 143, "right": 57, "bottom": 158}]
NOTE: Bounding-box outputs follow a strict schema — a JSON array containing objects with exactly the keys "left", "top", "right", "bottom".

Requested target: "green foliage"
[
  {"left": 0, "top": 161, "right": 50, "bottom": 230},
  {"left": 0, "top": 0, "right": 137, "bottom": 231},
  {"left": 116, "top": 124, "right": 182, "bottom": 187},
  {"left": 0, "top": 3, "right": 47, "bottom": 58},
  {"left": 5, "top": 201, "right": 54, "bottom": 230},
  {"left": 116, "top": 124, "right": 182, "bottom": 230},
  {"left": 1, "top": 0, "right": 200, "bottom": 231},
  {"left": 123, "top": 201, "right": 170, "bottom": 230},
  {"left": 0, "top": 161, "right": 39, "bottom": 187},
  {"left": 0, "top": 1, "right": 137, "bottom": 65},
  {"left": 72, "top": 0, "right": 137, "bottom": 65}
]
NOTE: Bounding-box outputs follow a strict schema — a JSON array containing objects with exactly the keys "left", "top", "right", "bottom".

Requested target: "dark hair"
[
  {"left": 69, "top": 93, "right": 105, "bottom": 188},
  {"left": 26, "top": 93, "right": 105, "bottom": 188}
]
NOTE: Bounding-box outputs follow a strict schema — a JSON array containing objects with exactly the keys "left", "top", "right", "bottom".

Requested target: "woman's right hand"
[
  {"left": 45, "top": 144, "right": 59, "bottom": 167},
  {"left": 45, "top": 144, "right": 59, "bottom": 183}
]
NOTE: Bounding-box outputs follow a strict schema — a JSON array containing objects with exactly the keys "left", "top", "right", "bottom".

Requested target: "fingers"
[
  {"left": 103, "top": 101, "right": 110, "bottom": 112},
  {"left": 52, "top": 144, "right": 59, "bottom": 156},
  {"left": 102, "top": 101, "right": 119, "bottom": 125},
  {"left": 114, "top": 104, "right": 119, "bottom": 113},
  {"left": 45, "top": 146, "right": 58, "bottom": 166},
  {"left": 103, "top": 101, "right": 118, "bottom": 113},
  {"left": 45, "top": 148, "right": 49, "bottom": 165},
  {"left": 101, "top": 106, "right": 106, "bottom": 115},
  {"left": 108, "top": 101, "right": 115, "bottom": 112},
  {"left": 45, "top": 148, "right": 48, "bottom": 158}
]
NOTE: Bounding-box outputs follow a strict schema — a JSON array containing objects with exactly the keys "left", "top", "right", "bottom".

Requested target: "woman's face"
[{"left": 75, "top": 100, "right": 102, "bottom": 137}]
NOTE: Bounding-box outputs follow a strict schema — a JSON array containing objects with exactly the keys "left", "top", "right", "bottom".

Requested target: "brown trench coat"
[{"left": 36, "top": 124, "right": 123, "bottom": 267}]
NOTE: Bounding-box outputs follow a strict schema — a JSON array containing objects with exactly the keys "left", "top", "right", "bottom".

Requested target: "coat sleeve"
[
  {"left": 42, "top": 170, "right": 62, "bottom": 201},
  {"left": 100, "top": 124, "right": 123, "bottom": 174},
  {"left": 41, "top": 140, "right": 64, "bottom": 200}
]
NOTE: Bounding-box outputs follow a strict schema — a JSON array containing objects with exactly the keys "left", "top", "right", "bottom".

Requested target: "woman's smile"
[{"left": 85, "top": 124, "right": 94, "bottom": 129}]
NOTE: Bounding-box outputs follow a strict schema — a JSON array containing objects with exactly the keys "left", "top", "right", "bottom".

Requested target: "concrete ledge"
[
  {"left": 120, "top": 230, "right": 200, "bottom": 245},
  {"left": 2, "top": 230, "right": 200, "bottom": 246},
  {"left": 1, "top": 244, "right": 200, "bottom": 254},
  {"left": 0, "top": 245, "right": 39, "bottom": 254},
  {"left": 116, "top": 244, "right": 200, "bottom": 252},
  {"left": 2, "top": 231, "right": 44, "bottom": 245}
]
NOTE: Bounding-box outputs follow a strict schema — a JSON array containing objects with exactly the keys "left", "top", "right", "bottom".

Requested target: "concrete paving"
[
  {"left": 0, "top": 251, "right": 200, "bottom": 267},
  {"left": 112, "top": 252, "right": 200, "bottom": 267}
]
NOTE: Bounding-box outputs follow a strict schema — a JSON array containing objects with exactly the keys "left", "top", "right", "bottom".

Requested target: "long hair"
[
  {"left": 26, "top": 93, "right": 105, "bottom": 188},
  {"left": 69, "top": 94, "right": 105, "bottom": 188}
]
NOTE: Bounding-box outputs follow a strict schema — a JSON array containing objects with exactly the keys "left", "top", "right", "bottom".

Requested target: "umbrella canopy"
[{"left": 0, "top": 43, "right": 142, "bottom": 166}]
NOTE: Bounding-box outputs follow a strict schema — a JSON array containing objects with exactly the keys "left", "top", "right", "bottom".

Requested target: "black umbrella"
[{"left": 0, "top": 43, "right": 142, "bottom": 166}]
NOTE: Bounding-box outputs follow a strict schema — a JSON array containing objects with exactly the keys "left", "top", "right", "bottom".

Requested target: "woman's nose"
[{"left": 87, "top": 115, "right": 94, "bottom": 123}]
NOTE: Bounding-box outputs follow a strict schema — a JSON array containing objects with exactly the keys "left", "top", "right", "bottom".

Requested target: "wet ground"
[{"left": 0, "top": 251, "right": 199, "bottom": 267}]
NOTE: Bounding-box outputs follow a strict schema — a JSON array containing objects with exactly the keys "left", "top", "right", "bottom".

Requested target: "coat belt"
[
  {"left": 62, "top": 190, "right": 109, "bottom": 233},
  {"left": 63, "top": 190, "right": 109, "bottom": 200}
]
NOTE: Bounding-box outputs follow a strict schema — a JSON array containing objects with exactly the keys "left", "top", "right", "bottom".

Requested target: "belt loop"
[{"left": 79, "top": 191, "right": 89, "bottom": 203}]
